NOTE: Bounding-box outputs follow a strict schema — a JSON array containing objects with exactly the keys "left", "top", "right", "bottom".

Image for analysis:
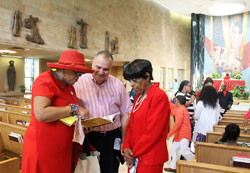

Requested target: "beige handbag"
[{"left": 74, "top": 151, "right": 100, "bottom": 173}]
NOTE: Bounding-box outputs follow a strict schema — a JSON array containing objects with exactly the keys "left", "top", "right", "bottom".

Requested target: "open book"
[
  {"left": 60, "top": 112, "right": 120, "bottom": 127},
  {"left": 82, "top": 112, "right": 120, "bottom": 128}
]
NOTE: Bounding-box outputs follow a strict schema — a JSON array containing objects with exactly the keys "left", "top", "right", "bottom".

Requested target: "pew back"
[
  {"left": 206, "top": 131, "right": 250, "bottom": 143},
  {"left": 177, "top": 160, "right": 250, "bottom": 173},
  {"left": 218, "top": 120, "right": 249, "bottom": 127},
  {"left": 0, "top": 104, "right": 31, "bottom": 114},
  {"left": 214, "top": 125, "right": 250, "bottom": 134},
  {"left": 0, "top": 122, "right": 26, "bottom": 155},
  {"left": 224, "top": 114, "right": 245, "bottom": 118},
  {"left": 0, "top": 110, "right": 31, "bottom": 127},
  {"left": 195, "top": 142, "right": 250, "bottom": 167},
  {"left": 0, "top": 111, "right": 9, "bottom": 123},
  {"left": 0, "top": 157, "right": 20, "bottom": 173},
  {"left": 227, "top": 110, "right": 248, "bottom": 114},
  {"left": 222, "top": 117, "right": 245, "bottom": 121}
]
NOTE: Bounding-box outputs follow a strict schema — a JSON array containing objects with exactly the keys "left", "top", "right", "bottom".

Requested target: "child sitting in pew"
[
  {"left": 164, "top": 96, "right": 194, "bottom": 172},
  {"left": 215, "top": 123, "right": 240, "bottom": 145},
  {"left": 214, "top": 123, "right": 250, "bottom": 147}
]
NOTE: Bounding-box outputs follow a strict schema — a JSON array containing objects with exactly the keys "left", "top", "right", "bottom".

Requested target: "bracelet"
[{"left": 69, "top": 104, "right": 79, "bottom": 116}]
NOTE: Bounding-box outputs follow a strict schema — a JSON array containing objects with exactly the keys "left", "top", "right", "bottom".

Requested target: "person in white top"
[{"left": 193, "top": 86, "right": 221, "bottom": 142}]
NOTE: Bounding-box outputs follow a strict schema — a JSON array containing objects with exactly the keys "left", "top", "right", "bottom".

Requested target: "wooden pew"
[
  {"left": 225, "top": 111, "right": 246, "bottom": 115},
  {"left": 206, "top": 131, "right": 250, "bottom": 143},
  {"left": 222, "top": 117, "right": 245, "bottom": 121},
  {"left": 0, "top": 111, "right": 9, "bottom": 123},
  {"left": 0, "top": 99, "right": 5, "bottom": 104},
  {"left": 0, "top": 110, "right": 31, "bottom": 127},
  {"left": 177, "top": 160, "right": 250, "bottom": 173},
  {"left": 195, "top": 142, "right": 250, "bottom": 167},
  {"left": 0, "top": 122, "right": 26, "bottom": 172},
  {"left": 0, "top": 157, "right": 20, "bottom": 173},
  {"left": 227, "top": 110, "right": 248, "bottom": 114},
  {"left": 214, "top": 125, "right": 250, "bottom": 134},
  {"left": 224, "top": 114, "right": 245, "bottom": 118},
  {"left": 0, "top": 122, "right": 26, "bottom": 155},
  {"left": 18, "top": 102, "right": 31, "bottom": 108},
  {"left": 0, "top": 97, "right": 25, "bottom": 106},
  {"left": 17, "top": 97, "right": 31, "bottom": 104},
  {"left": 218, "top": 120, "right": 250, "bottom": 127},
  {"left": 8, "top": 112, "right": 31, "bottom": 127},
  {"left": 0, "top": 104, "right": 31, "bottom": 115}
]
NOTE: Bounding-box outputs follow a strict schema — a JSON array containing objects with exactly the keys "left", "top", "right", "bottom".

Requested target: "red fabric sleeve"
[
  {"left": 131, "top": 93, "right": 170, "bottom": 157},
  {"left": 244, "top": 108, "right": 250, "bottom": 119},
  {"left": 32, "top": 74, "right": 56, "bottom": 100},
  {"left": 170, "top": 102, "right": 177, "bottom": 116}
]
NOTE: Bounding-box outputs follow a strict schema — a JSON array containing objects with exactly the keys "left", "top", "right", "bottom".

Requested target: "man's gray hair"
[{"left": 94, "top": 51, "right": 113, "bottom": 61}]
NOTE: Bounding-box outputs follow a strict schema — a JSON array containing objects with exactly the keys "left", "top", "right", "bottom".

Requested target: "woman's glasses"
[
  {"left": 130, "top": 78, "right": 140, "bottom": 83},
  {"left": 73, "top": 71, "right": 84, "bottom": 76}
]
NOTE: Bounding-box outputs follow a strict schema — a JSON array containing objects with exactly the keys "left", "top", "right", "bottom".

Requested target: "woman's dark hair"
[
  {"left": 199, "top": 86, "right": 218, "bottom": 108},
  {"left": 221, "top": 123, "right": 240, "bottom": 142},
  {"left": 203, "top": 77, "right": 213, "bottom": 86},
  {"left": 176, "top": 95, "right": 186, "bottom": 105},
  {"left": 175, "top": 80, "right": 190, "bottom": 96},
  {"left": 123, "top": 59, "right": 153, "bottom": 81}
]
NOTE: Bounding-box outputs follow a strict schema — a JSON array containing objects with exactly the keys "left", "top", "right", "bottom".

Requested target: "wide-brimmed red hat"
[{"left": 47, "top": 49, "right": 93, "bottom": 73}]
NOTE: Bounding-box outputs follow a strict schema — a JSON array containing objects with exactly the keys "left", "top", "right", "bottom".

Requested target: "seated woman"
[{"left": 215, "top": 123, "right": 240, "bottom": 145}]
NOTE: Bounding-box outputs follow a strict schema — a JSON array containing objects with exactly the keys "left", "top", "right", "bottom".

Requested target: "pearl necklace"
[{"left": 132, "top": 94, "right": 147, "bottom": 113}]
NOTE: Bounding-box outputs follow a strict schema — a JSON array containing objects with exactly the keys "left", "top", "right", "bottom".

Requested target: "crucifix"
[{"left": 77, "top": 18, "right": 87, "bottom": 49}]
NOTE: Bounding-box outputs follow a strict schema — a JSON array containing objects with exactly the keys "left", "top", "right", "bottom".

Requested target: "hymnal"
[{"left": 232, "top": 155, "right": 250, "bottom": 169}]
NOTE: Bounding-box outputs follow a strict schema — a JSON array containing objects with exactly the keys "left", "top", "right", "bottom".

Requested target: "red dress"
[
  {"left": 123, "top": 84, "right": 170, "bottom": 167},
  {"left": 21, "top": 71, "right": 77, "bottom": 173}
]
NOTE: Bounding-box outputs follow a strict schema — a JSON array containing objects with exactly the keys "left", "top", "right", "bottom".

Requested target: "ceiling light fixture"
[
  {"left": 0, "top": 50, "right": 16, "bottom": 54},
  {"left": 85, "top": 59, "right": 91, "bottom": 62},
  {"left": 0, "top": 55, "right": 23, "bottom": 58},
  {"left": 209, "top": 3, "right": 246, "bottom": 16}
]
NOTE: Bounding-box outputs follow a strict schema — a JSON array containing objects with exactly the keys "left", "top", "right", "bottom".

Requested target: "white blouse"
[{"left": 193, "top": 101, "right": 221, "bottom": 136}]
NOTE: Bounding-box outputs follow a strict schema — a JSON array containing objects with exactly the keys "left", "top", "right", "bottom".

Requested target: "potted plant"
[
  {"left": 19, "top": 84, "right": 26, "bottom": 93},
  {"left": 232, "top": 72, "right": 242, "bottom": 80},
  {"left": 243, "top": 91, "right": 250, "bottom": 100},
  {"left": 211, "top": 73, "right": 221, "bottom": 79},
  {"left": 231, "top": 85, "right": 243, "bottom": 99}
]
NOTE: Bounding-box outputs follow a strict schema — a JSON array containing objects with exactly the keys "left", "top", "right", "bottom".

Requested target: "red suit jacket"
[{"left": 123, "top": 84, "right": 170, "bottom": 165}]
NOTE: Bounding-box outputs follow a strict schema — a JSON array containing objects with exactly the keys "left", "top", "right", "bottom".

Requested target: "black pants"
[{"left": 88, "top": 128, "right": 122, "bottom": 173}]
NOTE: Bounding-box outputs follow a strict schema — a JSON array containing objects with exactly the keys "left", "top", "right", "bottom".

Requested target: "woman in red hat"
[{"left": 21, "top": 49, "right": 93, "bottom": 173}]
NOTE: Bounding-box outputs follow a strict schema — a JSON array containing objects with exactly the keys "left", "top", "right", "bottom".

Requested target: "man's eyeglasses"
[{"left": 73, "top": 71, "right": 84, "bottom": 76}]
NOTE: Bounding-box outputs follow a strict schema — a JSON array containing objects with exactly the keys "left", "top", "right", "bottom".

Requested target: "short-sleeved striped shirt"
[{"left": 74, "top": 74, "right": 132, "bottom": 132}]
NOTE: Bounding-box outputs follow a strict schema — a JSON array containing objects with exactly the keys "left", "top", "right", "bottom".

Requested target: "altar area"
[{"left": 213, "top": 79, "right": 245, "bottom": 92}]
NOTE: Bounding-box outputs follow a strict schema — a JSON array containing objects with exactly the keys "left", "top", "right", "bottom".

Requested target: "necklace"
[{"left": 132, "top": 94, "right": 147, "bottom": 113}]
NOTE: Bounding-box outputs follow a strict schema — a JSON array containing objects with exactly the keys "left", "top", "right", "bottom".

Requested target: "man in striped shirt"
[{"left": 74, "top": 51, "right": 132, "bottom": 173}]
